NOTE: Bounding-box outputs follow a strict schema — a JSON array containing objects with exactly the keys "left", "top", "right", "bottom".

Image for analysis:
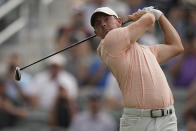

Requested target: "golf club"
[{"left": 15, "top": 19, "right": 132, "bottom": 81}]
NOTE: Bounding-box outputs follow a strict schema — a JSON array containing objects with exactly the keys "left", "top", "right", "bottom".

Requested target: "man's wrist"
[{"left": 152, "top": 9, "right": 163, "bottom": 20}]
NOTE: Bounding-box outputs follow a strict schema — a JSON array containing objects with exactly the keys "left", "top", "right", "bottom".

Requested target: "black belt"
[{"left": 123, "top": 106, "right": 174, "bottom": 118}]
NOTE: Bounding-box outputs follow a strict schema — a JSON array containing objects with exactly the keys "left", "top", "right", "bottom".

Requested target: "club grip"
[{"left": 122, "top": 19, "right": 132, "bottom": 26}]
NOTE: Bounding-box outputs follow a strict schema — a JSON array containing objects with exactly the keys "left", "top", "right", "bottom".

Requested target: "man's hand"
[
  {"left": 128, "top": 6, "right": 163, "bottom": 22},
  {"left": 128, "top": 10, "right": 149, "bottom": 21}
]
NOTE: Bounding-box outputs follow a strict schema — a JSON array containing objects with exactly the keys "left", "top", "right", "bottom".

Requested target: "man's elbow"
[
  {"left": 178, "top": 40, "right": 184, "bottom": 53},
  {"left": 178, "top": 45, "right": 184, "bottom": 54},
  {"left": 142, "top": 13, "right": 155, "bottom": 27},
  {"left": 147, "top": 13, "right": 155, "bottom": 26},
  {"left": 175, "top": 43, "right": 184, "bottom": 55}
]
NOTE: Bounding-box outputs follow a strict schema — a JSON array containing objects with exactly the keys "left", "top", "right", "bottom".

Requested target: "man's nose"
[{"left": 100, "top": 20, "right": 106, "bottom": 27}]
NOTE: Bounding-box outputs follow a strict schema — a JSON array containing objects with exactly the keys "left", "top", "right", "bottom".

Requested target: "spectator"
[
  {"left": 68, "top": 30, "right": 95, "bottom": 86},
  {"left": 69, "top": 89, "right": 117, "bottom": 131},
  {"left": 168, "top": 5, "right": 185, "bottom": 40},
  {"left": 104, "top": 73, "right": 122, "bottom": 110},
  {"left": 104, "top": 73, "right": 122, "bottom": 130},
  {"left": 126, "top": 0, "right": 146, "bottom": 13},
  {"left": 139, "top": 27, "right": 159, "bottom": 46},
  {"left": 28, "top": 54, "right": 78, "bottom": 111},
  {"left": 69, "top": 7, "right": 100, "bottom": 51},
  {"left": 5, "top": 54, "right": 31, "bottom": 106},
  {"left": 84, "top": 56, "right": 110, "bottom": 90},
  {"left": 186, "top": 79, "right": 196, "bottom": 101},
  {"left": 182, "top": 80, "right": 196, "bottom": 119},
  {"left": 70, "top": 9, "right": 88, "bottom": 35},
  {"left": 49, "top": 86, "right": 75, "bottom": 129},
  {"left": 107, "top": 0, "right": 129, "bottom": 19},
  {"left": 183, "top": 107, "right": 196, "bottom": 131},
  {"left": 78, "top": 0, "right": 108, "bottom": 33},
  {"left": 185, "top": 7, "right": 196, "bottom": 28},
  {"left": 54, "top": 25, "right": 73, "bottom": 51},
  {"left": 169, "top": 30, "right": 196, "bottom": 88},
  {"left": 146, "top": 0, "right": 178, "bottom": 15},
  {"left": 0, "top": 77, "right": 28, "bottom": 129}
]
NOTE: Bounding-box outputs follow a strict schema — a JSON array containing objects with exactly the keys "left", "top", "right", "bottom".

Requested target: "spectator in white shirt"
[
  {"left": 104, "top": 73, "right": 122, "bottom": 109},
  {"left": 28, "top": 54, "right": 78, "bottom": 112}
]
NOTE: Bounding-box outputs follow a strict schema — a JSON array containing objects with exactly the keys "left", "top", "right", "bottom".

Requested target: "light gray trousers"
[{"left": 120, "top": 106, "right": 177, "bottom": 131}]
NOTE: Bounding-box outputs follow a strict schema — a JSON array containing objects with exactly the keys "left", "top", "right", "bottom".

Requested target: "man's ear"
[
  {"left": 94, "top": 30, "right": 100, "bottom": 37},
  {"left": 94, "top": 30, "right": 97, "bottom": 35},
  {"left": 117, "top": 17, "right": 123, "bottom": 25}
]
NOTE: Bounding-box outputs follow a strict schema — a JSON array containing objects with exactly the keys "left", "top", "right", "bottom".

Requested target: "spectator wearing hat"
[
  {"left": 5, "top": 53, "right": 32, "bottom": 106},
  {"left": 27, "top": 54, "right": 78, "bottom": 111}
]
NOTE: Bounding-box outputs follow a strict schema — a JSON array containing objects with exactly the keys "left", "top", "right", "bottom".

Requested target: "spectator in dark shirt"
[{"left": 169, "top": 30, "right": 196, "bottom": 88}]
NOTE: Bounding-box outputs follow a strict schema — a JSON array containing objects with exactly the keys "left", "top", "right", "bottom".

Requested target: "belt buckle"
[{"left": 150, "top": 109, "right": 164, "bottom": 118}]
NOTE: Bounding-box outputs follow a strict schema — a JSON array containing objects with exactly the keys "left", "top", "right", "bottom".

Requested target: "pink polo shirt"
[{"left": 97, "top": 27, "right": 174, "bottom": 109}]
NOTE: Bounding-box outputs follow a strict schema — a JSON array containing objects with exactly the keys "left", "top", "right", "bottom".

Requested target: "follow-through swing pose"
[{"left": 91, "top": 6, "right": 184, "bottom": 131}]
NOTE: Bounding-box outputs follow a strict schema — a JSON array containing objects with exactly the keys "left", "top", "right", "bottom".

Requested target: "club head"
[{"left": 15, "top": 67, "right": 21, "bottom": 81}]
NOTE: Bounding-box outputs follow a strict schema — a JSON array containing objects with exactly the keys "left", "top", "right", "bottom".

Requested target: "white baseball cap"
[
  {"left": 90, "top": 7, "right": 118, "bottom": 27},
  {"left": 47, "top": 54, "right": 67, "bottom": 66}
]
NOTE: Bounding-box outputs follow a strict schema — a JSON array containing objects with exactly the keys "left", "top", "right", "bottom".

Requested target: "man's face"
[{"left": 93, "top": 13, "right": 122, "bottom": 39}]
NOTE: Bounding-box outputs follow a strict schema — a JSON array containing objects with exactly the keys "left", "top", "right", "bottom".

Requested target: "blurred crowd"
[{"left": 0, "top": 0, "right": 196, "bottom": 131}]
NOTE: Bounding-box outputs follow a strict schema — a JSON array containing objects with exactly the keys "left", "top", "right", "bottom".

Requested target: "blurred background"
[{"left": 0, "top": 0, "right": 195, "bottom": 131}]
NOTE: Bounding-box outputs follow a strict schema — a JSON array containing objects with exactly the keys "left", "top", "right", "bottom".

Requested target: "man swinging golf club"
[{"left": 90, "top": 6, "right": 184, "bottom": 131}]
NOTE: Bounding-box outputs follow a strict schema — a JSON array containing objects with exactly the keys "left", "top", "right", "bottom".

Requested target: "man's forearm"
[
  {"left": 128, "top": 12, "right": 155, "bottom": 43},
  {"left": 158, "top": 15, "right": 183, "bottom": 51}
]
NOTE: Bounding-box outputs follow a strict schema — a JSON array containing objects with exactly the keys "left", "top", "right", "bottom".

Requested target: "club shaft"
[
  {"left": 20, "top": 35, "right": 96, "bottom": 70},
  {"left": 20, "top": 19, "right": 132, "bottom": 71}
]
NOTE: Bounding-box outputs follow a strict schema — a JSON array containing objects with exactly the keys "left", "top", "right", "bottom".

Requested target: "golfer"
[{"left": 90, "top": 6, "right": 184, "bottom": 131}]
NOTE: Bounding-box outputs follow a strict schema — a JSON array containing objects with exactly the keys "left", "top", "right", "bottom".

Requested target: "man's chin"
[
  {"left": 103, "top": 30, "right": 110, "bottom": 37},
  {"left": 100, "top": 30, "right": 111, "bottom": 39}
]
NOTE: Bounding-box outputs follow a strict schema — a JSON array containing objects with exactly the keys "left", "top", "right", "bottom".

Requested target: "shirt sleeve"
[
  {"left": 149, "top": 45, "right": 160, "bottom": 60},
  {"left": 101, "top": 27, "right": 130, "bottom": 56}
]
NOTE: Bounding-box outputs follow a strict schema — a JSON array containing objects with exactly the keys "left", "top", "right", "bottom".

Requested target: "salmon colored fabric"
[{"left": 97, "top": 27, "right": 174, "bottom": 109}]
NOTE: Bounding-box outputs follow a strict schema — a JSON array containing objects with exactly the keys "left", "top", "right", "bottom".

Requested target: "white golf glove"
[{"left": 143, "top": 6, "right": 163, "bottom": 20}]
